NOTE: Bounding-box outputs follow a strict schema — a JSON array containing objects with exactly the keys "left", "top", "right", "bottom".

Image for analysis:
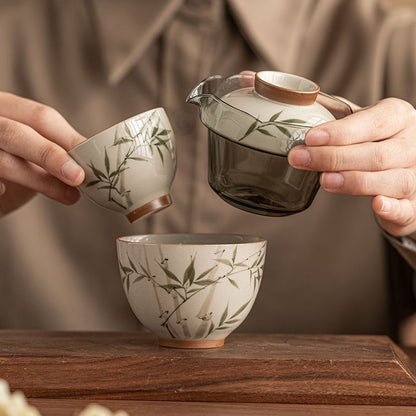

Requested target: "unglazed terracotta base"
[
  {"left": 158, "top": 338, "right": 225, "bottom": 349},
  {"left": 126, "top": 194, "right": 172, "bottom": 223}
]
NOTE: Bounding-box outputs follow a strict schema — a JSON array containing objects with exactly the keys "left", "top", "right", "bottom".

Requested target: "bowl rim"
[
  {"left": 69, "top": 107, "right": 167, "bottom": 153},
  {"left": 116, "top": 233, "right": 266, "bottom": 246}
]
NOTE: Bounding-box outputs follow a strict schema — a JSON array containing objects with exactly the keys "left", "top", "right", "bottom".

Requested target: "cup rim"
[
  {"left": 69, "top": 107, "right": 166, "bottom": 153},
  {"left": 116, "top": 233, "right": 266, "bottom": 246}
]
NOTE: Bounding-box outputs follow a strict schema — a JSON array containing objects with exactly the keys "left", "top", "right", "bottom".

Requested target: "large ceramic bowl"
[
  {"left": 116, "top": 234, "right": 267, "bottom": 348},
  {"left": 69, "top": 108, "right": 176, "bottom": 223}
]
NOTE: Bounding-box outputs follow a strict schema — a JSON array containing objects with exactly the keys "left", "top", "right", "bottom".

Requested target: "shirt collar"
[
  {"left": 91, "top": 0, "right": 314, "bottom": 85},
  {"left": 90, "top": 0, "right": 183, "bottom": 85},
  {"left": 228, "top": 0, "right": 315, "bottom": 73}
]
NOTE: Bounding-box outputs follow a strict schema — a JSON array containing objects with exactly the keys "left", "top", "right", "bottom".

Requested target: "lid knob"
[{"left": 254, "top": 71, "right": 320, "bottom": 106}]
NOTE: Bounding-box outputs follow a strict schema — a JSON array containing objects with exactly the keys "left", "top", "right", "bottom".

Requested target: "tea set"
[{"left": 69, "top": 71, "right": 352, "bottom": 348}]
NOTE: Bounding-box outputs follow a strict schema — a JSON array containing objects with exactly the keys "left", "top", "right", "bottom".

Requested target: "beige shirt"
[{"left": 0, "top": 0, "right": 415, "bottom": 335}]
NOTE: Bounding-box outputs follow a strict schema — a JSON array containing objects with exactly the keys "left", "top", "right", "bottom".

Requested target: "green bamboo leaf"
[
  {"left": 113, "top": 138, "right": 132, "bottom": 146},
  {"left": 239, "top": 120, "right": 258, "bottom": 141},
  {"left": 187, "top": 288, "right": 201, "bottom": 294},
  {"left": 232, "top": 246, "right": 237, "bottom": 263},
  {"left": 196, "top": 265, "right": 216, "bottom": 281},
  {"left": 133, "top": 276, "right": 145, "bottom": 283},
  {"left": 126, "top": 277, "right": 130, "bottom": 292},
  {"left": 158, "top": 129, "right": 169, "bottom": 136},
  {"left": 183, "top": 257, "right": 196, "bottom": 285},
  {"left": 88, "top": 163, "right": 106, "bottom": 180},
  {"left": 104, "top": 149, "right": 110, "bottom": 174},
  {"left": 216, "top": 326, "right": 229, "bottom": 330},
  {"left": 281, "top": 118, "right": 306, "bottom": 124},
  {"left": 128, "top": 256, "right": 138, "bottom": 273},
  {"left": 111, "top": 186, "right": 122, "bottom": 195},
  {"left": 208, "top": 321, "right": 215, "bottom": 335},
  {"left": 228, "top": 278, "right": 239, "bottom": 289},
  {"left": 156, "top": 146, "right": 164, "bottom": 164},
  {"left": 224, "top": 318, "right": 240, "bottom": 325},
  {"left": 121, "top": 266, "right": 133, "bottom": 274},
  {"left": 158, "top": 264, "right": 182, "bottom": 284},
  {"left": 235, "top": 262, "right": 248, "bottom": 267},
  {"left": 257, "top": 128, "right": 275, "bottom": 137},
  {"left": 276, "top": 125, "right": 291, "bottom": 137},
  {"left": 86, "top": 180, "right": 100, "bottom": 187},
  {"left": 130, "top": 157, "right": 147, "bottom": 162},
  {"left": 229, "top": 299, "right": 251, "bottom": 320},
  {"left": 155, "top": 138, "right": 170, "bottom": 151},
  {"left": 110, "top": 198, "right": 127, "bottom": 209},
  {"left": 151, "top": 126, "right": 158, "bottom": 137},
  {"left": 111, "top": 168, "right": 129, "bottom": 184},
  {"left": 193, "top": 279, "right": 215, "bottom": 286},
  {"left": 139, "top": 263, "right": 152, "bottom": 278},
  {"left": 215, "top": 258, "right": 233, "bottom": 267},
  {"left": 98, "top": 185, "right": 114, "bottom": 190},
  {"left": 161, "top": 283, "right": 183, "bottom": 292},
  {"left": 219, "top": 304, "right": 229, "bottom": 326},
  {"left": 257, "top": 253, "right": 265, "bottom": 267},
  {"left": 269, "top": 111, "right": 283, "bottom": 122}
]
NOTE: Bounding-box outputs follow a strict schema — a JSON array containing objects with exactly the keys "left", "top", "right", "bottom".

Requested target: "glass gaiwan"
[{"left": 187, "top": 71, "right": 353, "bottom": 216}]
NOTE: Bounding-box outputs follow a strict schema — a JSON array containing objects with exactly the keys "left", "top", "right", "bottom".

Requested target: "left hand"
[{"left": 288, "top": 97, "right": 416, "bottom": 237}]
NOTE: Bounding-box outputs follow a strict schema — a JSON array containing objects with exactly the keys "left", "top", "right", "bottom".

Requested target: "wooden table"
[{"left": 1, "top": 331, "right": 416, "bottom": 415}]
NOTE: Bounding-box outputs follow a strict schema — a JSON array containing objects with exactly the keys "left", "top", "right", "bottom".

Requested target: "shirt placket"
[{"left": 152, "top": 0, "right": 224, "bottom": 233}]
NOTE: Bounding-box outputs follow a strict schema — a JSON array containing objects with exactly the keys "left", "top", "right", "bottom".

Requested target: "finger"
[
  {"left": 373, "top": 195, "right": 416, "bottom": 236},
  {"left": 320, "top": 169, "right": 416, "bottom": 199},
  {"left": 288, "top": 135, "right": 416, "bottom": 172},
  {"left": 239, "top": 71, "right": 255, "bottom": 88},
  {"left": 0, "top": 118, "right": 85, "bottom": 186},
  {"left": 0, "top": 150, "right": 80, "bottom": 204},
  {"left": 0, "top": 92, "right": 85, "bottom": 150},
  {"left": 305, "top": 97, "right": 416, "bottom": 146}
]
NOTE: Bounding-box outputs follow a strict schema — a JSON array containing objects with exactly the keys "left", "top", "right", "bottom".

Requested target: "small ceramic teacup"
[
  {"left": 116, "top": 234, "right": 267, "bottom": 348},
  {"left": 69, "top": 108, "right": 176, "bottom": 223}
]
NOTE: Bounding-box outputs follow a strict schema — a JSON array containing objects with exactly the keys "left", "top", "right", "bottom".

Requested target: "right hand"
[{"left": 0, "top": 92, "right": 85, "bottom": 216}]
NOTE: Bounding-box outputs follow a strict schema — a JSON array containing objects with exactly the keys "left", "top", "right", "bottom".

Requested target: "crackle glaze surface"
[{"left": 116, "top": 234, "right": 267, "bottom": 342}]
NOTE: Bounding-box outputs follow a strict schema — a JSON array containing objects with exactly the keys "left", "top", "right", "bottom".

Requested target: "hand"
[
  {"left": 288, "top": 98, "right": 416, "bottom": 237},
  {"left": 0, "top": 92, "right": 85, "bottom": 216}
]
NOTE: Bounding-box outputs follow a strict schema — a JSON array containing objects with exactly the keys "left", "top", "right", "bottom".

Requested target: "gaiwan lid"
[{"left": 217, "top": 71, "right": 335, "bottom": 155}]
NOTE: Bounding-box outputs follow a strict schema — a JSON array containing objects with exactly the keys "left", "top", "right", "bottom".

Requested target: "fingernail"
[
  {"left": 288, "top": 148, "right": 311, "bottom": 167},
  {"left": 0, "top": 182, "right": 5, "bottom": 195},
  {"left": 62, "top": 159, "right": 84, "bottom": 184},
  {"left": 380, "top": 197, "right": 393, "bottom": 213},
  {"left": 322, "top": 172, "right": 344, "bottom": 189},
  {"left": 64, "top": 186, "right": 80, "bottom": 204},
  {"left": 306, "top": 129, "right": 329, "bottom": 146}
]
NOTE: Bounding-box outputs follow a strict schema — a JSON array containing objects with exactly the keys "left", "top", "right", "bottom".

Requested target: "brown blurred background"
[{"left": 389, "top": 0, "right": 416, "bottom": 8}]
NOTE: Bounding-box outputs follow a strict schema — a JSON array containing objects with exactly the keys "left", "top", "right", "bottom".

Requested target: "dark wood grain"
[
  {"left": 1, "top": 331, "right": 416, "bottom": 405},
  {"left": 29, "top": 399, "right": 416, "bottom": 416}
]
